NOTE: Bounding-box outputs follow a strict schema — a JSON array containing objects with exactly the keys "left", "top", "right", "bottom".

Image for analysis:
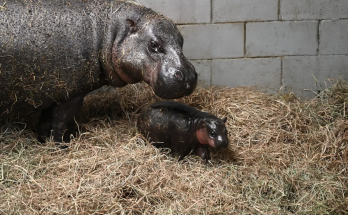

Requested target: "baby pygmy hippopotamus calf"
[{"left": 137, "top": 101, "right": 229, "bottom": 162}]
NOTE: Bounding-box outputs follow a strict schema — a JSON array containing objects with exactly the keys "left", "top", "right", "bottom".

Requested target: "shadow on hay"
[{"left": 0, "top": 85, "right": 141, "bottom": 148}]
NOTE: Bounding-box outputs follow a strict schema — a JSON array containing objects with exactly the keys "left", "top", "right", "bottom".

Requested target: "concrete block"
[
  {"left": 211, "top": 58, "right": 281, "bottom": 91},
  {"left": 179, "top": 24, "right": 244, "bottom": 60},
  {"left": 246, "top": 21, "right": 318, "bottom": 57},
  {"left": 212, "top": 0, "right": 278, "bottom": 22},
  {"left": 281, "top": 0, "right": 348, "bottom": 20},
  {"left": 282, "top": 56, "right": 348, "bottom": 97},
  {"left": 190, "top": 60, "right": 211, "bottom": 88},
  {"left": 137, "top": 0, "right": 211, "bottom": 24},
  {"left": 320, "top": 20, "right": 348, "bottom": 55}
]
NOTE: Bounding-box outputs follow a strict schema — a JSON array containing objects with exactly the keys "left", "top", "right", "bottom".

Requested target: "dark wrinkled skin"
[
  {"left": 0, "top": 0, "right": 197, "bottom": 143},
  {"left": 137, "top": 101, "right": 229, "bottom": 162}
]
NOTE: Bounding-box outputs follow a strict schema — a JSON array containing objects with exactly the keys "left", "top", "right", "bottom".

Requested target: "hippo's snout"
[
  {"left": 153, "top": 61, "right": 197, "bottom": 99},
  {"left": 217, "top": 139, "right": 229, "bottom": 148},
  {"left": 215, "top": 133, "right": 229, "bottom": 149}
]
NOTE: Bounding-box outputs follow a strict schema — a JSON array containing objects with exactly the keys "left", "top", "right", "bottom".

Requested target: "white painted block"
[
  {"left": 179, "top": 24, "right": 244, "bottom": 60},
  {"left": 282, "top": 56, "right": 348, "bottom": 97},
  {"left": 320, "top": 20, "right": 348, "bottom": 55},
  {"left": 137, "top": 0, "right": 211, "bottom": 24},
  {"left": 213, "top": 0, "right": 278, "bottom": 22},
  {"left": 190, "top": 60, "right": 211, "bottom": 88},
  {"left": 246, "top": 21, "right": 318, "bottom": 57},
  {"left": 281, "top": 0, "right": 348, "bottom": 20},
  {"left": 211, "top": 58, "right": 281, "bottom": 91}
]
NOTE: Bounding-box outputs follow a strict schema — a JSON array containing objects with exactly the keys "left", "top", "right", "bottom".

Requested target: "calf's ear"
[
  {"left": 199, "top": 119, "right": 206, "bottom": 129},
  {"left": 222, "top": 117, "right": 227, "bottom": 123}
]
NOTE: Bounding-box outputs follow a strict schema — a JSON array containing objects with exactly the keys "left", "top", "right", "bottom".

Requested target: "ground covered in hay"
[{"left": 1, "top": 80, "right": 347, "bottom": 214}]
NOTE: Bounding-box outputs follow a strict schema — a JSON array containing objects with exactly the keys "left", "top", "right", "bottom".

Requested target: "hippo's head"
[
  {"left": 108, "top": 3, "right": 197, "bottom": 99},
  {"left": 197, "top": 117, "right": 229, "bottom": 149}
]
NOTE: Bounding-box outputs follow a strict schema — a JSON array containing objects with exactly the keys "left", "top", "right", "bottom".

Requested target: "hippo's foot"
[
  {"left": 38, "top": 105, "right": 54, "bottom": 143},
  {"left": 196, "top": 146, "right": 211, "bottom": 163},
  {"left": 37, "top": 95, "right": 84, "bottom": 145},
  {"left": 55, "top": 142, "right": 70, "bottom": 150}
]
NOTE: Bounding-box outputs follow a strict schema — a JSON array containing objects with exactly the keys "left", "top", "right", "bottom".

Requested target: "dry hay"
[{"left": 1, "top": 79, "right": 347, "bottom": 214}]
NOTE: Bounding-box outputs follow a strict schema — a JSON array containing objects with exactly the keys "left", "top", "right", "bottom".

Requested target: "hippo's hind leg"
[{"left": 38, "top": 95, "right": 85, "bottom": 144}]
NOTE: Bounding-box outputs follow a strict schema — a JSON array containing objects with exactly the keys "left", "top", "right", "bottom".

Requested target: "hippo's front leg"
[
  {"left": 178, "top": 146, "right": 192, "bottom": 162},
  {"left": 38, "top": 106, "right": 54, "bottom": 143},
  {"left": 38, "top": 95, "right": 85, "bottom": 143},
  {"left": 196, "top": 146, "right": 211, "bottom": 162}
]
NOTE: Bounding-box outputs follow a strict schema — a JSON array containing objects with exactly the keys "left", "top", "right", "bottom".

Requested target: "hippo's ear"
[
  {"left": 126, "top": 19, "right": 139, "bottom": 34},
  {"left": 222, "top": 117, "right": 227, "bottom": 123},
  {"left": 199, "top": 119, "right": 206, "bottom": 129}
]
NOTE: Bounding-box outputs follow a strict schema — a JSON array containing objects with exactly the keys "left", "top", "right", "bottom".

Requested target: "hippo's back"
[
  {"left": 138, "top": 103, "right": 191, "bottom": 131},
  {"left": 0, "top": 0, "right": 119, "bottom": 114},
  {"left": 137, "top": 102, "right": 196, "bottom": 146}
]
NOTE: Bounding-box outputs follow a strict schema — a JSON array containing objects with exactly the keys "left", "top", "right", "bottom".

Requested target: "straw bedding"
[{"left": 1, "top": 80, "right": 347, "bottom": 214}]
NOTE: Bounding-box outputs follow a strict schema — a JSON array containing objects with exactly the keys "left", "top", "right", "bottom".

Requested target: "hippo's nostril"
[
  {"left": 175, "top": 70, "right": 184, "bottom": 81},
  {"left": 219, "top": 140, "right": 229, "bottom": 148}
]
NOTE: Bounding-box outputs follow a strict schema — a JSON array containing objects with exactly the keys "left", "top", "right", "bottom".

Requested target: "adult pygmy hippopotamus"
[
  {"left": 0, "top": 0, "right": 197, "bottom": 143},
  {"left": 137, "top": 101, "right": 229, "bottom": 162}
]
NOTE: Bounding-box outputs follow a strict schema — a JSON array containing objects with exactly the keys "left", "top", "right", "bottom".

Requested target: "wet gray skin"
[
  {"left": 137, "top": 101, "right": 229, "bottom": 162},
  {"left": 0, "top": 0, "right": 197, "bottom": 143}
]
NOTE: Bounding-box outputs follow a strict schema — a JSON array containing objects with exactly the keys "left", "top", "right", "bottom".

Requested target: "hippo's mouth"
[
  {"left": 144, "top": 64, "right": 197, "bottom": 99},
  {"left": 143, "top": 66, "right": 159, "bottom": 89}
]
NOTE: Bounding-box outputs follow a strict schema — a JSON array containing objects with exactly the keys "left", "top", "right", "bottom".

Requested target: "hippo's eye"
[
  {"left": 149, "top": 41, "right": 161, "bottom": 53},
  {"left": 210, "top": 131, "right": 216, "bottom": 137}
]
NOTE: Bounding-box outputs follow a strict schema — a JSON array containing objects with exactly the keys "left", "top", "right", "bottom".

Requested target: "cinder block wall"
[{"left": 136, "top": 0, "right": 348, "bottom": 97}]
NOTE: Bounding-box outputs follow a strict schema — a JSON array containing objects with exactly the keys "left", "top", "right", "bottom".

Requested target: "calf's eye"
[{"left": 210, "top": 131, "right": 216, "bottom": 137}]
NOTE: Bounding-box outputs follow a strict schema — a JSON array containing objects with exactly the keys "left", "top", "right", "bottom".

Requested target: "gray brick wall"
[
  {"left": 135, "top": 0, "right": 348, "bottom": 97},
  {"left": 179, "top": 24, "right": 244, "bottom": 59},
  {"left": 246, "top": 21, "right": 318, "bottom": 57},
  {"left": 212, "top": 0, "right": 279, "bottom": 22}
]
